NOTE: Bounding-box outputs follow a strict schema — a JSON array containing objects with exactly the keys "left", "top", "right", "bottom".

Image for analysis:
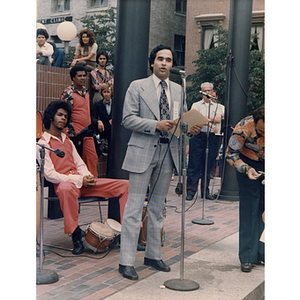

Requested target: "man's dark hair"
[
  {"left": 43, "top": 101, "right": 72, "bottom": 130},
  {"left": 37, "top": 28, "right": 49, "bottom": 40},
  {"left": 253, "top": 105, "right": 265, "bottom": 124},
  {"left": 70, "top": 65, "right": 87, "bottom": 81},
  {"left": 96, "top": 50, "right": 109, "bottom": 62},
  {"left": 148, "top": 44, "right": 177, "bottom": 72}
]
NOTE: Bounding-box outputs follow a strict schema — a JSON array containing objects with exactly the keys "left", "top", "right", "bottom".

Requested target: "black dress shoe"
[
  {"left": 241, "top": 263, "right": 253, "bottom": 272},
  {"left": 186, "top": 194, "right": 194, "bottom": 201},
  {"left": 201, "top": 194, "right": 215, "bottom": 200},
  {"left": 144, "top": 257, "right": 171, "bottom": 272},
  {"left": 72, "top": 240, "right": 84, "bottom": 255},
  {"left": 72, "top": 227, "right": 85, "bottom": 255},
  {"left": 119, "top": 264, "right": 139, "bottom": 280}
]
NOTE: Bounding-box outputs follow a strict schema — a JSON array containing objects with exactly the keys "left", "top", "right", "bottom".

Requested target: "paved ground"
[{"left": 36, "top": 177, "right": 264, "bottom": 299}]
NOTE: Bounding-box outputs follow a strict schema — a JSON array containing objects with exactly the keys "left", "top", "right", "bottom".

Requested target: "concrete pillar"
[
  {"left": 218, "top": 0, "right": 253, "bottom": 201},
  {"left": 107, "top": 0, "right": 151, "bottom": 180}
]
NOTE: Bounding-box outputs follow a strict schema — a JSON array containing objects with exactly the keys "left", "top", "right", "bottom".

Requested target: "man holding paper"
[
  {"left": 119, "top": 45, "right": 202, "bottom": 280},
  {"left": 186, "top": 82, "right": 224, "bottom": 201}
]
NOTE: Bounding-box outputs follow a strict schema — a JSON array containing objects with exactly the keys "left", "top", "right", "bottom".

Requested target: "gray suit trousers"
[{"left": 119, "top": 143, "right": 174, "bottom": 266}]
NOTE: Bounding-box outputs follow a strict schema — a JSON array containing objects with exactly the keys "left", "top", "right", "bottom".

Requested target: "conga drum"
[
  {"left": 105, "top": 218, "right": 121, "bottom": 244},
  {"left": 84, "top": 222, "right": 114, "bottom": 253}
]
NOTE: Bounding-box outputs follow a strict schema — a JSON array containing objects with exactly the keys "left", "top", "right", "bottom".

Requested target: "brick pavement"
[{"left": 36, "top": 177, "right": 239, "bottom": 300}]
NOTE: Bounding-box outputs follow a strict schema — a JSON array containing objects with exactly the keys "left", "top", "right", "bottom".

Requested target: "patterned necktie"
[{"left": 160, "top": 80, "right": 170, "bottom": 138}]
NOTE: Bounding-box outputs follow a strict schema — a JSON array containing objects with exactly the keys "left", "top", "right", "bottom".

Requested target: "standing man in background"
[
  {"left": 186, "top": 82, "right": 224, "bottom": 201},
  {"left": 60, "top": 65, "right": 98, "bottom": 178},
  {"left": 91, "top": 50, "right": 114, "bottom": 104}
]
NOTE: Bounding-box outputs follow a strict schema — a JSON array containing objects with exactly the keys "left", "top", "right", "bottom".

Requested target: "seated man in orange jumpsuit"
[{"left": 37, "top": 101, "right": 129, "bottom": 254}]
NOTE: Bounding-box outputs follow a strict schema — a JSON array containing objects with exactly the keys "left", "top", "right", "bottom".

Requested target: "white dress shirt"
[
  {"left": 191, "top": 99, "right": 224, "bottom": 133},
  {"left": 152, "top": 74, "right": 181, "bottom": 120}
]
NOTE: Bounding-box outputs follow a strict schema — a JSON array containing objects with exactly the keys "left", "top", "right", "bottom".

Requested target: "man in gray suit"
[{"left": 119, "top": 45, "right": 202, "bottom": 280}]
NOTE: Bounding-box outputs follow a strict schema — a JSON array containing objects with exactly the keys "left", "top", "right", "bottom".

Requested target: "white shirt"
[
  {"left": 215, "top": 103, "right": 225, "bottom": 135},
  {"left": 191, "top": 99, "right": 224, "bottom": 133},
  {"left": 153, "top": 74, "right": 171, "bottom": 107},
  {"left": 105, "top": 99, "right": 112, "bottom": 115},
  {"left": 36, "top": 42, "right": 54, "bottom": 60},
  {"left": 36, "top": 132, "right": 91, "bottom": 188},
  {"left": 152, "top": 74, "right": 180, "bottom": 119}
]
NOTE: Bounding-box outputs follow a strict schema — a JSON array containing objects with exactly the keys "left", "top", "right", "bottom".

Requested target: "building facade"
[
  {"left": 185, "top": 0, "right": 265, "bottom": 77},
  {"left": 36, "top": 0, "right": 187, "bottom": 67},
  {"left": 36, "top": 0, "right": 117, "bottom": 47}
]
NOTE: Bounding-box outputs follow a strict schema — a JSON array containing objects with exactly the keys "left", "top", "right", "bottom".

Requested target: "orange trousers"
[
  {"left": 82, "top": 137, "right": 98, "bottom": 178},
  {"left": 54, "top": 178, "right": 129, "bottom": 234}
]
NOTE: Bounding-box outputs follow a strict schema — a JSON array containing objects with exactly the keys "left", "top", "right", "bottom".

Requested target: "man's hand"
[
  {"left": 82, "top": 175, "right": 97, "bottom": 188},
  {"left": 97, "top": 120, "right": 105, "bottom": 132},
  {"left": 189, "top": 124, "right": 203, "bottom": 135},
  {"left": 156, "top": 120, "right": 176, "bottom": 132},
  {"left": 246, "top": 168, "right": 259, "bottom": 180}
]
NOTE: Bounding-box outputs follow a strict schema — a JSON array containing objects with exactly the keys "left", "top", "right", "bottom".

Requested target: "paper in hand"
[{"left": 169, "top": 109, "right": 210, "bottom": 137}]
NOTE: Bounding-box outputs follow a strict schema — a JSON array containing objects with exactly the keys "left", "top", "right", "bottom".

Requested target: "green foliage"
[
  {"left": 186, "top": 24, "right": 264, "bottom": 115},
  {"left": 79, "top": 7, "right": 117, "bottom": 70},
  {"left": 62, "top": 46, "right": 76, "bottom": 69}
]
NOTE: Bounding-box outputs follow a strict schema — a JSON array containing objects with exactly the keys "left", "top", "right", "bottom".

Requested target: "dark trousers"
[
  {"left": 237, "top": 154, "right": 265, "bottom": 264},
  {"left": 187, "top": 132, "right": 219, "bottom": 197}
]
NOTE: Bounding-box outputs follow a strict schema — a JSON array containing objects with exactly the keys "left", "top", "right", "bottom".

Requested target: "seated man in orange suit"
[{"left": 37, "top": 101, "right": 129, "bottom": 254}]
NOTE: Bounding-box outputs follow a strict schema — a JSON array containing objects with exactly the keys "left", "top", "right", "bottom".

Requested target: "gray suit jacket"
[{"left": 122, "top": 75, "right": 183, "bottom": 174}]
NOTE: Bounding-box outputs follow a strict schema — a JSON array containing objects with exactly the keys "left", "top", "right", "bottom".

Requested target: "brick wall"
[{"left": 36, "top": 65, "right": 72, "bottom": 113}]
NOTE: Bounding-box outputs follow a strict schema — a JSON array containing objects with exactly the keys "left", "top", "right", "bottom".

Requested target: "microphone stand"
[
  {"left": 192, "top": 97, "right": 214, "bottom": 225},
  {"left": 36, "top": 143, "right": 59, "bottom": 285},
  {"left": 164, "top": 72, "right": 199, "bottom": 291}
]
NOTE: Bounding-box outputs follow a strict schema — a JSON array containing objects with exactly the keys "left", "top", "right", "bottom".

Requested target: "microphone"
[
  {"left": 54, "top": 149, "right": 65, "bottom": 158},
  {"left": 36, "top": 143, "right": 65, "bottom": 158},
  {"left": 199, "top": 90, "right": 217, "bottom": 100},
  {"left": 170, "top": 68, "right": 186, "bottom": 76}
]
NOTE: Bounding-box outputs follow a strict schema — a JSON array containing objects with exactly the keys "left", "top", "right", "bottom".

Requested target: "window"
[
  {"left": 251, "top": 11, "right": 265, "bottom": 51},
  {"left": 175, "top": 0, "right": 186, "bottom": 15},
  {"left": 90, "top": 0, "right": 108, "bottom": 8},
  {"left": 202, "top": 27, "right": 218, "bottom": 50},
  {"left": 194, "top": 13, "right": 226, "bottom": 49},
  {"left": 174, "top": 34, "right": 185, "bottom": 66},
  {"left": 250, "top": 25, "right": 264, "bottom": 51},
  {"left": 51, "top": 35, "right": 62, "bottom": 44},
  {"left": 54, "top": 0, "right": 70, "bottom": 12}
]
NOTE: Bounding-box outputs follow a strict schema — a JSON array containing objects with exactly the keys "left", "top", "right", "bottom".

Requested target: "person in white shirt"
[
  {"left": 36, "top": 29, "right": 53, "bottom": 66},
  {"left": 186, "top": 82, "right": 224, "bottom": 201}
]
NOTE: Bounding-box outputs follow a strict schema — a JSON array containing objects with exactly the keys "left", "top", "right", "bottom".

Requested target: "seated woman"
[
  {"left": 36, "top": 28, "right": 53, "bottom": 66},
  {"left": 70, "top": 29, "right": 98, "bottom": 71}
]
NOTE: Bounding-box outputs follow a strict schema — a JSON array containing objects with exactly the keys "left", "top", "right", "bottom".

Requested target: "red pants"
[
  {"left": 82, "top": 137, "right": 98, "bottom": 178},
  {"left": 54, "top": 178, "right": 129, "bottom": 234}
]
